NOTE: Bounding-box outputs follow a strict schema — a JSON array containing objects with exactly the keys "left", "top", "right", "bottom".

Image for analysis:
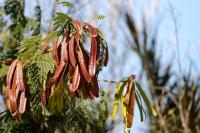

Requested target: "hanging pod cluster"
[
  {"left": 4, "top": 18, "right": 109, "bottom": 118},
  {"left": 112, "top": 75, "right": 157, "bottom": 130},
  {"left": 5, "top": 59, "right": 27, "bottom": 119},
  {"left": 50, "top": 20, "right": 108, "bottom": 99}
]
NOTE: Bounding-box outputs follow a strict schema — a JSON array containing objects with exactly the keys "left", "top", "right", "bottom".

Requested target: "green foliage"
[
  {"left": 25, "top": 53, "right": 55, "bottom": 118},
  {"left": 0, "top": 64, "right": 9, "bottom": 79},
  {"left": 58, "top": 1, "right": 74, "bottom": 7}
]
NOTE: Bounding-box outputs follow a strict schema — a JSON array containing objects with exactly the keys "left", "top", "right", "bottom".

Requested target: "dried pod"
[
  {"left": 52, "top": 39, "right": 61, "bottom": 67},
  {"left": 90, "top": 77, "right": 99, "bottom": 97},
  {"left": 72, "top": 20, "right": 83, "bottom": 34},
  {"left": 16, "top": 62, "right": 25, "bottom": 92},
  {"left": 6, "top": 59, "right": 19, "bottom": 98},
  {"left": 50, "top": 61, "right": 65, "bottom": 85},
  {"left": 87, "top": 24, "right": 97, "bottom": 37},
  {"left": 89, "top": 37, "right": 97, "bottom": 77},
  {"left": 61, "top": 39, "right": 68, "bottom": 63},
  {"left": 18, "top": 92, "right": 27, "bottom": 114},
  {"left": 69, "top": 65, "right": 80, "bottom": 92},
  {"left": 75, "top": 33, "right": 91, "bottom": 82},
  {"left": 69, "top": 36, "right": 77, "bottom": 67}
]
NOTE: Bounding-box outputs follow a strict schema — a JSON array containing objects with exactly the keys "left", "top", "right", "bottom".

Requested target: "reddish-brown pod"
[
  {"left": 61, "top": 39, "right": 68, "bottom": 63},
  {"left": 52, "top": 39, "right": 61, "bottom": 68},
  {"left": 72, "top": 20, "right": 83, "bottom": 34},
  {"left": 6, "top": 59, "right": 19, "bottom": 97},
  {"left": 69, "top": 65, "right": 80, "bottom": 92},
  {"left": 75, "top": 33, "right": 91, "bottom": 82},
  {"left": 89, "top": 37, "right": 97, "bottom": 77},
  {"left": 18, "top": 92, "right": 27, "bottom": 114},
  {"left": 69, "top": 36, "right": 77, "bottom": 67},
  {"left": 16, "top": 62, "right": 25, "bottom": 92},
  {"left": 87, "top": 24, "right": 97, "bottom": 37},
  {"left": 90, "top": 77, "right": 99, "bottom": 97},
  {"left": 50, "top": 61, "right": 65, "bottom": 85}
]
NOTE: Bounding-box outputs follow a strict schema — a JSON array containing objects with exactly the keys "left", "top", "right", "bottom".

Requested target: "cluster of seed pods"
[
  {"left": 4, "top": 19, "right": 108, "bottom": 118},
  {"left": 5, "top": 59, "right": 27, "bottom": 119},
  {"left": 50, "top": 20, "right": 108, "bottom": 99}
]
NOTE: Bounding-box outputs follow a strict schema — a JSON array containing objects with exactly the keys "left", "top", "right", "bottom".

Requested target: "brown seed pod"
[
  {"left": 87, "top": 24, "right": 97, "bottom": 37},
  {"left": 6, "top": 59, "right": 19, "bottom": 98},
  {"left": 69, "top": 65, "right": 80, "bottom": 92},
  {"left": 50, "top": 61, "right": 65, "bottom": 85},
  {"left": 18, "top": 91, "right": 27, "bottom": 114},
  {"left": 52, "top": 39, "right": 61, "bottom": 68},
  {"left": 90, "top": 77, "right": 99, "bottom": 97},
  {"left": 69, "top": 36, "right": 77, "bottom": 67},
  {"left": 61, "top": 39, "right": 68, "bottom": 63},
  {"left": 16, "top": 62, "right": 25, "bottom": 92},
  {"left": 72, "top": 20, "right": 83, "bottom": 34},
  {"left": 75, "top": 33, "right": 91, "bottom": 82},
  {"left": 89, "top": 37, "right": 97, "bottom": 77}
]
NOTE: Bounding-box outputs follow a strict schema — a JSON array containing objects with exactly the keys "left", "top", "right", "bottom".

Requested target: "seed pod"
[
  {"left": 72, "top": 20, "right": 83, "bottom": 34},
  {"left": 89, "top": 37, "right": 97, "bottom": 77},
  {"left": 69, "top": 65, "right": 80, "bottom": 92},
  {"left": 52, "top": 39, "right": 61, "bottom": 68},
  {"left": 75, "top": 33, "right": 91, "bottom": 82},
  {"left": 87, "top": 24, "right": 97, "bottom": 37},
  {"left": 16, "top": 62, "right": 25, "bottom": 92},
  {"left": 69, "top": 36, "right": 77, "bottom": 67},
  {"left": 18, "top": 92, "right": 27, "bottom": 114},
  {"left": 50, "top": 61, "right": 65, "bottom": 85},
  {"left": 6, "top": 59, "right": 18, "bottom": 98},
  {"left": 90, "top": 77, "right": 99, "bottom": 97},
  {"left": 61, "top": 39, "right": 68, "bottom": 63}
]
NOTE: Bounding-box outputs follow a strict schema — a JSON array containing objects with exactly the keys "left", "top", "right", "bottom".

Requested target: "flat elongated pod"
[
  {"left": 69, "top": 65, "right": 80, "bottom": 92},
  {"left": 18, "top": 92, "right": 27, "bottom": 114},
  {"left": 6, "top": 59, "right": 19, "bottom": 96},
  {"left": 52, "top": 39, "right": 61, "bottom": 67},
  {"left": 126, "top": 82, "right": 135, "bottom": 128},
  {"left": 9, "top": 91, "right": 17, "bottom": 114},
  {"left": 87, "top": 24, "right": 97, "bottom": 37},
  {"left": 61, "top": 39, "right": 68, "bottom": 63},
  {"left": 72, "top": 20, "right": 82, "bottom": 34},
  {"left": 69, "top": 37, "right": 77, "bottom": 67},
  {"left": 16, "top": 62, "right": 25, "bottom": 92},
  {"left": 50, "top": 61, "right": 65, "bottom": 85},
  {"left": 89, "top": 37, "right": 97, "bottom": 77},
  {"left": 104, "top": 43, "right": 109, "bottom": 66},
  {"left": 75, "top": 33, "right": 91, "bottom": 82},
  {"left": 90, "top": 77, "right": 99, "bottom": 97}
]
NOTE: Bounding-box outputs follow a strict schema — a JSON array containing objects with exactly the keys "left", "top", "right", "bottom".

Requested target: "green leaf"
[
  {"left": 135, "top": 91, "right": 144, "bottom": 121},
  {"left": 135, "top": 81, "right": 157, "bottom": 116},
  {"left": 0, "top": 64, "right": 9, "bottom": 78},
  {"left": 98, "top": 15, "right": 105, "bottom": 20},
  {"left": 43, "top": 31, "right": 58, "bottom": 42},
  {"left": 112, "top": 82, "right": 121, "bottom": 117},
  {"left": 58, "top": 1, "right": 74, "bottom": 7}
]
